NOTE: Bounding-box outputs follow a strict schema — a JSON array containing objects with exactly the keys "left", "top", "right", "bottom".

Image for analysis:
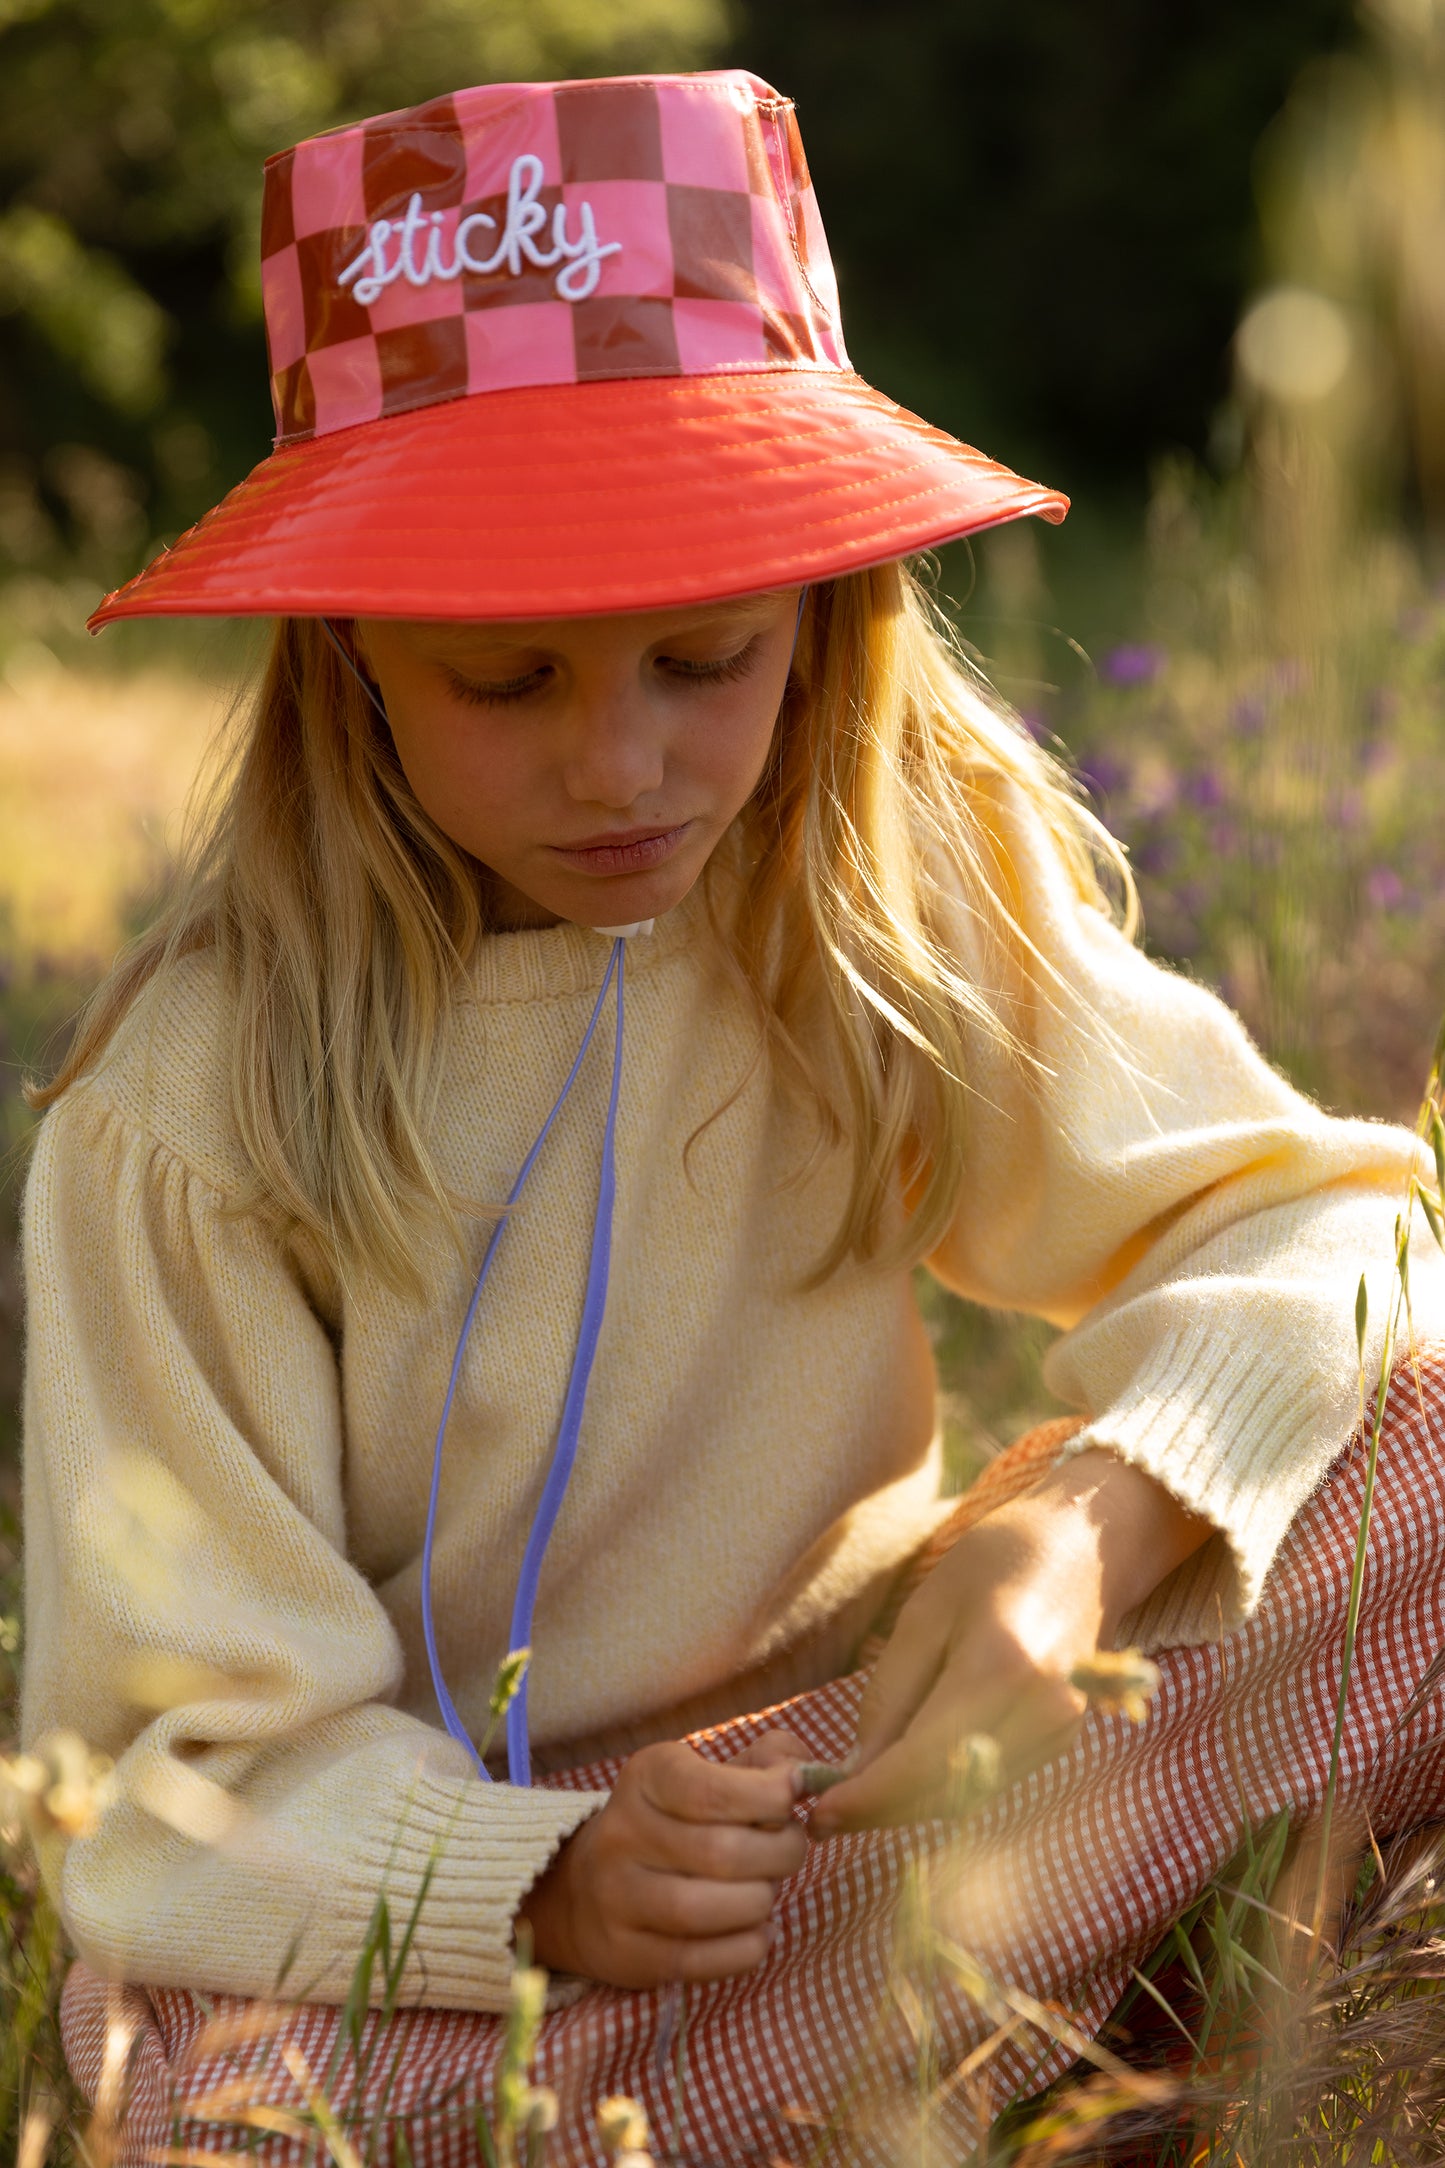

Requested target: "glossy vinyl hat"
[{"left": 90, "top": 70, "right": 1068, "bottom": 630}]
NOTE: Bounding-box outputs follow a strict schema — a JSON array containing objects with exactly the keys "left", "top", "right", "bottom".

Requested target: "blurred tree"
[
  {"left": 0, "top": 0, "right": 726, "bottom": 597},
  {"left": 723, "top": 0, "right": 1360, "bottom": 509},
  {"left": 0, "top": 0, "right": 1377, "bottom": 615}
]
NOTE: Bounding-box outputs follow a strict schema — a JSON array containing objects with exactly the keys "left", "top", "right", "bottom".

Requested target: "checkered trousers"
[
  {"left": 259, "top": 73, "right": 849, "bottom": 446},
  {"left": 62, "top": 1357, "right": 1445, "bottom": 2164}
]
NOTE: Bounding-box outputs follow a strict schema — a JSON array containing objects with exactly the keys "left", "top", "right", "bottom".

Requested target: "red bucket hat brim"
[{"left": 89, "top": 369, "right": 1067, "bottom": 630}]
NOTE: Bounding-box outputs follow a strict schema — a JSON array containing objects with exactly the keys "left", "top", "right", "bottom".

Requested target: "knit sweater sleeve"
[
  {"left": 20, "top": 1080, "right": 607, "bottom": 2010},
  {"left": 925, "top": 772, "right": 1445, "bottom": 1647}
]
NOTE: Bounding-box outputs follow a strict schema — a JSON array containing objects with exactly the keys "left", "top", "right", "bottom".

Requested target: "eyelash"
[{"left": 444, "top": 639, "right": 761, "bottom": 709}]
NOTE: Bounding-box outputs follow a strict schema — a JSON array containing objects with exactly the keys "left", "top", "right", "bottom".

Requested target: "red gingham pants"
[{"left": 62, "top": 1357, "right": 1445, "bottom": 2166}]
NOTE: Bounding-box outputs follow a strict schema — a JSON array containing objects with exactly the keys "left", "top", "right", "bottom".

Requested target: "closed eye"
[
  {"left": 441, "top": 634, "right": 763, "bottom": 708},
  {"left": 444, "top": 665, "right": 553, "bottom": 708},
  {"left": 656, "top": 638, "right": 761, "bottom": 686}
]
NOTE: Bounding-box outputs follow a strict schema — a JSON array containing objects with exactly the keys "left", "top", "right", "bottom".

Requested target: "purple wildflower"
[
  {"left": 1230, "top": 692, "right": 1268, "bottom": 737},
  {"left": 1184, "top": 769, "right": 1226, "bottom": 810},
  {"left": 1077, "top": 753, "right": 1127, "bottom": 799},
  {"left": 1100, "top": 643, "right": 1167, "bottom": 687},
  {"left": 1366, "top": 866, "right": 1405, "bottom": 911},
  {"left": 1134, "top": 835, "right": 1177, "bottom": 877}
]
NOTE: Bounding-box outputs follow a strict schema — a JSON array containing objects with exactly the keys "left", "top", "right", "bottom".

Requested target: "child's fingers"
[
  {"left": 849, "top": 1602, "right": 947, "bottom": 1770},
  {"left": 730, "top": 1728, "right": 812, "bottom": 1772},
  {"left": 611, "top": 1923, "right": 777, "bottom": 1989},
  {"left": 641, "top": 1807, "right": 808, "bottom": 1884},
  {"left": 639, "top": 1739, "right": 802, "bottom": 1828},
  {"left": 813, "top": 1662, "right": 1083, "bottom": 1834},
  {"left": 632, "top": 1868, "right": 780, "bottom": 1941}
]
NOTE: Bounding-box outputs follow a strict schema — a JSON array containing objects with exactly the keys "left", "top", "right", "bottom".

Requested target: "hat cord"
[
  {"left": 423, "top": 938, "right": 624, "bottom": 1787},
  {"left": 320, "top": 615, "right": 626, "bottom": 1788}
]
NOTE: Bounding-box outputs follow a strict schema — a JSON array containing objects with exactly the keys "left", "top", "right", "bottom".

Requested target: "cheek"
[
  {"left": 697, "top": 680, "right": 785, "bottom": 803},
  {"left": 389, "top": 706, "right": 535, "bottom": 852}
]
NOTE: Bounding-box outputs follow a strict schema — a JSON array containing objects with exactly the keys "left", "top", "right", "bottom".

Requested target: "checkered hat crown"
[{"left": 261, "top": 71, "right": 849, "bottom": 446}]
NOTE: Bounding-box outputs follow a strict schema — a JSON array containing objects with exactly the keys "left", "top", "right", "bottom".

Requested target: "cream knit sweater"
[{"left": 22, "top": 777, "right": 1441, "bottom": 2012}]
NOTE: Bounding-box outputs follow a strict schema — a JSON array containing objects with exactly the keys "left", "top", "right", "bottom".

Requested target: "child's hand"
[
  {"left": 517, "top": 1737, "right": 809, "bottom": 1988},
  {"left": 810, "top": 1450, "right": 1210, "bottom": 1835}
]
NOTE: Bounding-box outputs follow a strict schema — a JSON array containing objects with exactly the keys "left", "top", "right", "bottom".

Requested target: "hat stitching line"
[
  {"left": 120, "top": 378, "right": 921, "bottom": 598},
  {"left": 267, "top": 357, "right": 854, "bottom": 452},
  {"left": 113, "top": 470, "right": 1052, "bottom": 584},
  {"left": 323, "top": 472, "right": 1049, "bottom": 552},
  {"left": 95, "top": 509, "right": 1034, "bottom": 622},
  {"left": 263, "top": 74, "right": 778, "bottom": 179},
  {"left": 263, "top": 398, "right": 950, "bottom": 473},
  {"left": 753, "top": 98, "right": 831, "bottom": 326},
  {"left": 96, "top": 428, "right": 1037, "bottom": 613},
  {"left": 162, "top": 423, "right": 1009, "bottom": 528},
  {"left": 263, "top": 81, "right": 538, "bottom": 170},
  {"left": 90, "top": 495, "right": 1062, "bottom": 626},
  {"left": 134, "top": 383, "right": 1000, "bottom": 531},
  {"left": 92, "top": 380, "right": 1058, "bottom": 622}
]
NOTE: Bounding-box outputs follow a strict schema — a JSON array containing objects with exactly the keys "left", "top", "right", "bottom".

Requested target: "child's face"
[{"left": 355, "top": 591, "right": 801, "bottom": 931}]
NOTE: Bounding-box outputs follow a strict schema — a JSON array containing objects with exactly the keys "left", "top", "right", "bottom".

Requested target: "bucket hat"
[{"left": 90, "top": 69, "right": 1068, "bottom": 630}]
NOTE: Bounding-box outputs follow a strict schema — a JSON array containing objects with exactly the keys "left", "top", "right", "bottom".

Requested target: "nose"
[{"left": 559, "top": 682, "right": 666, "bottom": 810}]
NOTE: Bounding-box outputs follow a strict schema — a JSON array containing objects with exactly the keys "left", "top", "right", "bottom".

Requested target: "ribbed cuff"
[
  {"left": 1051, "top": 1322, "right": 1327, "bottom": 1649},
  {"left": 335, "top": 1768, "right": 610, "bottom": 2011}
]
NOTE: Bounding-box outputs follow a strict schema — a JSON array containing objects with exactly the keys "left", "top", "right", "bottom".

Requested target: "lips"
[{"left": 549, "top": 822, "right": 691, "bottom": 875}]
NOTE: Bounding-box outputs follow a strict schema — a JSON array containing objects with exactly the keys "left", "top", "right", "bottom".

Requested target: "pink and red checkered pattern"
[
  {"left": 260, "top": 73, "right": 849, "bottom": 445},
  {"left": 63, "top": 1360, "right": 1445, "bottom": 2165}
]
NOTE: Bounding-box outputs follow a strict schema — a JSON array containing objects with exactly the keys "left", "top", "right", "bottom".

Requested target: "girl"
[{"left": 25, "top": 67, "right": 1445, "bottom": 2167}]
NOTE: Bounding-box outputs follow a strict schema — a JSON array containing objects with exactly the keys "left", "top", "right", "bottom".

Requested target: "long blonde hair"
[{"left": 35, "top": 560, "right": 1132, "bottom": 1287}]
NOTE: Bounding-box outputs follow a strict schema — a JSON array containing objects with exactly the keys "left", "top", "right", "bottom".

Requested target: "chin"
[{"left": 560, "top": 861, "right": 703, "bottom": 931}]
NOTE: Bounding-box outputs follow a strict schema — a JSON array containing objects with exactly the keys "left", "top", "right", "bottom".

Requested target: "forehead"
[{"left": 394, "top": 592, "right": 791, "bottom": 656}]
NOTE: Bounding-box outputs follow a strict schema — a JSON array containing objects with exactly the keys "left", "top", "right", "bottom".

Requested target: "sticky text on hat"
[{"left": 338, "top": 153, "right": 622, "bottom": 308}]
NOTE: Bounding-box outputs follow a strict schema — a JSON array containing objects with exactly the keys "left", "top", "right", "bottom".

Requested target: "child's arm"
[
  {"left": 920, "top": 768, "right": 1445, "bottom": 1653},
  {"left": 809, "top": 1449, "right": 1208, "bottom": 1834},
  {"left": 21, "top": 1061, "right": 609, "bottom": 2011}
]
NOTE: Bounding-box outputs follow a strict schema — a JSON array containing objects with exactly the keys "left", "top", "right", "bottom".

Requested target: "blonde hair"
[{"left": 35, "top": 560, "right": 1132, "bottom": 1287}]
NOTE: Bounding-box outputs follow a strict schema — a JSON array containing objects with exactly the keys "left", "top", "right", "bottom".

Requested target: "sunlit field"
[{"left": 0, "top": 663, "right": 219, "bottom": 962}]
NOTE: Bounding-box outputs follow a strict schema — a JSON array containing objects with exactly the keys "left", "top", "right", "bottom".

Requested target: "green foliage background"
[{"left": 0, "top": 0, "right": 1369, "bottom": 633}]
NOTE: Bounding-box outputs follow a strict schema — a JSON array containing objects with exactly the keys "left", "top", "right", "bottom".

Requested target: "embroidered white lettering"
[
  {"left": 453, "top": 209, "right": 499, "bottom": 275},
  {"left": 337, "top": 156, "right": 621, "bottom": 308},
  {"left": 421, "top": 212, "right": 453, "bottom": 284},
  {"left": 554, "top": 202, "right": 617, "bottom": 301},
  {"left": 340, "top": 218, "right": 395, "bottom": 307},
  {"left": 398, "top": 193, "right": 431, "bottom": 287}
]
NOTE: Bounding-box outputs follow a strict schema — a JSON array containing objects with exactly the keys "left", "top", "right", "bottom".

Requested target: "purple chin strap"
[
  {"left": 424, "top": 938, "right": 625, "bottom": 1786},
  {"left": 319, "top": 591, "right": 805, "bottom": 1787}
]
